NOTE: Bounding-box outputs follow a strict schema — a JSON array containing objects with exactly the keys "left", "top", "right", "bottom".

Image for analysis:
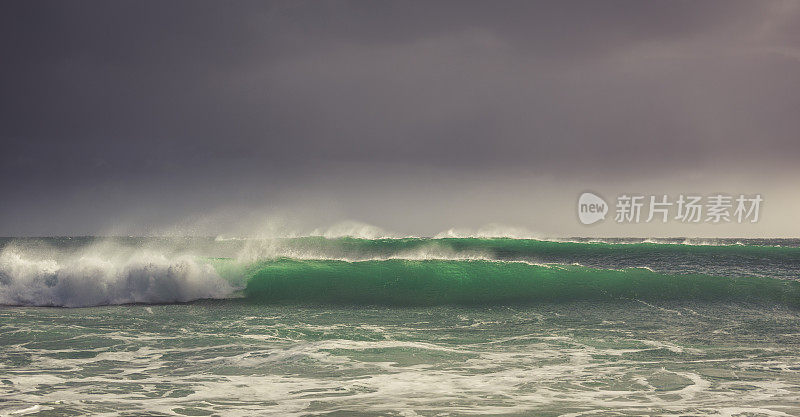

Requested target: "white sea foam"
[{"left": 0, "top": 244, "right": 233, "bottom": 307}]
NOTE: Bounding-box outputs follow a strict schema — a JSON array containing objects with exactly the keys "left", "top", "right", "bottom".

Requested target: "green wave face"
[{"left": 242, "top": 259, "right": 800, "bottom": 307}]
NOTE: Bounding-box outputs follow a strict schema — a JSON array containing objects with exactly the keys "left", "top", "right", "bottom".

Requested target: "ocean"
[{"left": 2, "top": 237, "right": 800, "bottom": 416}]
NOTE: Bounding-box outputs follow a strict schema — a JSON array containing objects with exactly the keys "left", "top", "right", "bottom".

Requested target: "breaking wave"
[
  {"left": 2, "top": 235, "right": 800, "bottom": 307},
  {"left": 0, "top": 249, "right": 233, "bottom": 307}
]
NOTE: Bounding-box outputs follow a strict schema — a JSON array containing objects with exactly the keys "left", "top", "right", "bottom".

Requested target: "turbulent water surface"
[{"left": 2, "top": 237, "right": 800, "bottom": 415}]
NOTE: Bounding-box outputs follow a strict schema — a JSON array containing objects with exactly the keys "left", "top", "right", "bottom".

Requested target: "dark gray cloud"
[{"left": 1, "top": 1, "right": 799, "bottom": 235}]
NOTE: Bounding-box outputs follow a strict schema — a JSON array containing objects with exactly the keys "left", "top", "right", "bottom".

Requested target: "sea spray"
[{"left": 0, "top": 245, "right": 232, "bottom": 307}]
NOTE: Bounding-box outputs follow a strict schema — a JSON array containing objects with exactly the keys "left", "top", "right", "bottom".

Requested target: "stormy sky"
[{"left": 2, "top": 0, "right": 799, "bottom": 237}]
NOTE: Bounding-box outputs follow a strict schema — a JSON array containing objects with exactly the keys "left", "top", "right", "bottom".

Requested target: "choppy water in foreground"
[
  {"left": 3, "top": 302, "right": 800, "bottom": 416},
  {"left": 2, "top": 237, "right": 800, "bottom": 415}
]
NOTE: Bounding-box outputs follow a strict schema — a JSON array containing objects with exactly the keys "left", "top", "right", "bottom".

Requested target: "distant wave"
[
  {"left": 234, "top": 236, "right": 800, "bottom": 263},
  {"left": 434, "top": 224, "right": 541, "bottom": 239}
]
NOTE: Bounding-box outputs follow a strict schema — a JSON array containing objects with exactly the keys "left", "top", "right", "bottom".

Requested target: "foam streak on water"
[{"left": 2, "top": 302, "right": 800, "bottom": 416}]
